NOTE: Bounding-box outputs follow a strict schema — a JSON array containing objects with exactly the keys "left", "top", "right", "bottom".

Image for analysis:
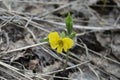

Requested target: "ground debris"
[{"left": 0, "top": 0, "right": 120, "bottom": 80}]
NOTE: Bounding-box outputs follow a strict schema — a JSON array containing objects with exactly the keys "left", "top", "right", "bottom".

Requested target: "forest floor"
[{"left": 0, "top": 0, "right": 120, "bottom": 80}]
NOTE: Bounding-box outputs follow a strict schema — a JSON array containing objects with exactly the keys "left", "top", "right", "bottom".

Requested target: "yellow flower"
[{"left": 48, "top": 32, "right": 74, "bottom": 53}]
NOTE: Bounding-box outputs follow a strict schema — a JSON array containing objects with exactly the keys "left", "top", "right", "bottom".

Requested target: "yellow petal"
[
  {"left": 62, "top": 38, "right": 74, "bottom": 52},
  {"left": 63, "top": 43, "right": 68, "bottom": 52},
  {"left": 48, "top": 32, "right": 60, "bottom": 49},
  {"left": 50, "top": 43, "right": 58, "bottom": 49},
  {"left": 57, "top": 46, "right": 63, "bottom": 53},
  {"left": 48, "top": 32, "right": 60, "bottom": 42}
]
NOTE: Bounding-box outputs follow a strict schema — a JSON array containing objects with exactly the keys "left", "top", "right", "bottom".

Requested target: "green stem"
[
  {"left": 64, "top": 51, "right": 69, "bottom": 70},
  {"left": 102, "top": 0, "right": 107, "bottom": 14}
]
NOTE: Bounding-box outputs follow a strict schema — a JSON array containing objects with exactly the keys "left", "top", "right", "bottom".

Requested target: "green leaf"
[
  {"left": 60, "top": 31, "right": 66, "bottom": 38},
  {"left": 40, "top": 37, "right": 49, "bottom": 42},
  {"left": 69, "top": 32, "right": 76, "bottom": 39},
  {"left": 65, "top": 12, "right": 73, "bottom": 35}
]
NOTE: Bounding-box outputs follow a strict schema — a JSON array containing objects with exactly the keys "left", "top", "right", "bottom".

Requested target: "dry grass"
[{"left": 0, "top": 0, "right": 120, "bottom": 80}]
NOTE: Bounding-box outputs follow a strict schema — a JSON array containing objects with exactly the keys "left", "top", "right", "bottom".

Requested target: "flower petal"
[
  {"left": 57, "top": 46, "right": 63, "bottom": 53},
  {"left": 48, "top": 32, "right": 60, "bottom": 49},
  {"left": 50, "top": 43, "right": 58, "bottom": 49},
  {"left": 62, "top": 38, "right": 74, "bottom": 52}
]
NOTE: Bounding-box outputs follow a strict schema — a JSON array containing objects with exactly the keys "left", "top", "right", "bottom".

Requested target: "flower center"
[{"left": 58, "top": 40, "right": 63, "bottom": 47}]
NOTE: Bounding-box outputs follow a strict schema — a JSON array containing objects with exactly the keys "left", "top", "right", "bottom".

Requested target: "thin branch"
[
  {"left": 43, "top": 61, "right": 90, "bottom": 75},
  {"left": 0, "top": 61, "right": 33, "bottom": 80},
  {"left": 76, "top": 43, "right": 120, "bottom": 65},
  {"left": 38, "top": 0, "right": 79, "bottom": 18},
  {"left": 1, "top": 42, "right": 48, "bottom": 54},
  {"left": 35, "top": 19, "right": 120, "bottom": 30},
  {"left": 88, "top": 64, "right": 100, "bottom": 80}
]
